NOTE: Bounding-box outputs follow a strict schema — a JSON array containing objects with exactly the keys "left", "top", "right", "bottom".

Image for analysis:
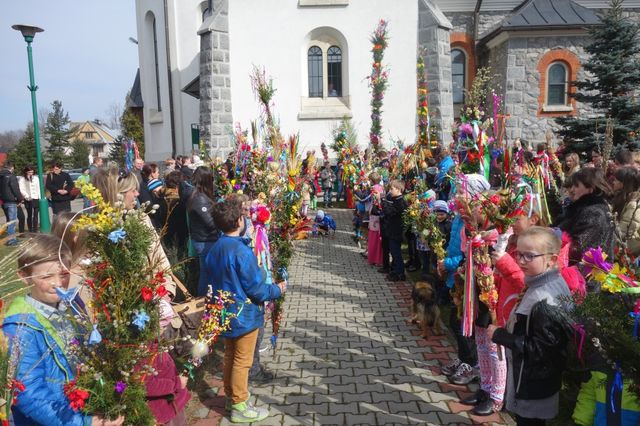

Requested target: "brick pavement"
[{"left": 213, "top": 209, "right": 513, "bottom": 425}]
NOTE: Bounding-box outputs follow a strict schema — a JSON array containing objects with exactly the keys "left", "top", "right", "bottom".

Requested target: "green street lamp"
[{"left": 12, "top": 24, "right": 50, "bottom": 232}]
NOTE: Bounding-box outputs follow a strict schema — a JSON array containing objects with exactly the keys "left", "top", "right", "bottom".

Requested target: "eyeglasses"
[{"left": 514, "top": 251, "right": 553, "bottom": 263}]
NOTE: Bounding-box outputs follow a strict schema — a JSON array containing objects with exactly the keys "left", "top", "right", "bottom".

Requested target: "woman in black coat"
[{"left": 556, "top": 167, "right": 614, "bottom": 264}]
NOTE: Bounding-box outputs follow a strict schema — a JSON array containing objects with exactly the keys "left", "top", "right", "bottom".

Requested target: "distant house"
[{"left": 69, "top": 120, "right": 118, "bottom": 160}]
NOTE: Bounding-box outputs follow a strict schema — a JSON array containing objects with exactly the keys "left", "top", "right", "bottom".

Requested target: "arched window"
[
  {"left": 308, "top": 46, "right": 323, "bottom": 98},
  {"left": 451, "top": 49, "right": 466, "bottom": 105},
  {"left": 327, "top": 46, "right": 342, "bottom": 97},
  {"left": 547, "top": 62, "right": 567, "bottom": 106}
]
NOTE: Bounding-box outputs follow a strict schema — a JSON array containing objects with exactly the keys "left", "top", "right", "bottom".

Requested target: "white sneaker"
[{"left": 231, "top": 400, "right": 269, "bottom": 423}]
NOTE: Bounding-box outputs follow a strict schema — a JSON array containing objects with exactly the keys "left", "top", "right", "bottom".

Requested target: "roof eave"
[{"left": 478, "top": 23, "right": 601, "bottom": 47}]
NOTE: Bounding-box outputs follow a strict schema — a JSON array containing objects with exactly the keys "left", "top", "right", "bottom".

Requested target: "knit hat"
[
  {"left": 147, "top": 178, "right": 163, "bottom": 192},
  {"left": 316, "top": 210, "right": 325, "bottom": 221},
  {"left": 433, "top": 200, "right": 449, "bottom": 214}
]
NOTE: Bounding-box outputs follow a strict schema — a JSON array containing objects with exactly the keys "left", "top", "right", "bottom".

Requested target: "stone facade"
[
  {"left": 198, "top": 0, "right": 234, "bottom": 158},
  {"left": 419, "top": 0, "right": 455, "bottom": 144}
]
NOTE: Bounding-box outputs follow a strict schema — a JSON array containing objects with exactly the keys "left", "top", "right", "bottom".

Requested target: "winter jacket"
[
  {"left": 45, "top": 171, "right": 74, "bottom": 202},
  {"left": 443, "top": 215, "right": 464, "bottom": 288},
  {"left": 315, "top": 214, "right": 336, "bottom": 231},
  {"left": 435, "top": 156, "right": 454, "bottom": 199},
  {"left": 556, "top": 193, "right": 614, "bottom": 264},
  {"left": 2, "top": 296, "right": 91, "bottom": 426},
  {"left": 319, "top": 167, "right": 335, "bottom": 190},
  {"left": 17, "top": 175, "right": 40, "bottom": 201},
  {"left": 573, "top": 370, "right": 640, "bottom": 426},
  {"left": 492, "top": 269, "right": 573, "bottom": 400},
  {"left": 204, "top": 234, "right": 282, "bottom": 338},
  {"left": 0, "top": 169, "right": 24, "bottom": 203},
  {"left": 618, "top": 192, "right": 640, "bottom": 256},
  {"left": 144, "top": 351, "right": 191, "bottom": 424},
  {"left": 381, "top": 194, "right": 407, "bottom": 241},
  {"left": 187, "top": 191, "right": 219, "bottom": 243}
]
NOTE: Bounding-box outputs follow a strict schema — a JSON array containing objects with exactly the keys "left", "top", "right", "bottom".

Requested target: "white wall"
[
  {"left": 228, "top": 0, "right": 419, "bottom": 158},
  {"left": 136, "top": 0, "right": 203, "bottom": 161}
]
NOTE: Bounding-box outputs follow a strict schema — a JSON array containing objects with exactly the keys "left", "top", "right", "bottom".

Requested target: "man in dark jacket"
[
  {"left": 0, "top": 163, "right": 25, "bottom": 245},
  {"left": 45, "top": 163, "right": 74, "bottom": 214},
  {"left": 382, "top": 179, "right": 407, "bottom": 281}
]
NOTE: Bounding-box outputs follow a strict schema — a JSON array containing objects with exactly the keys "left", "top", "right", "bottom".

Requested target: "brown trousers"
[{"left": 223, "top": 328, "right": 259, "bottom": 404}]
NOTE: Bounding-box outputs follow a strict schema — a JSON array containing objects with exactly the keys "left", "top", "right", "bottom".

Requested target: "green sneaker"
[
  {"left": 226, "top": 392, "right": 250, "bottom": 411},
  {"left": 230, "top": 400, "right": 269, "bottom": 423}
]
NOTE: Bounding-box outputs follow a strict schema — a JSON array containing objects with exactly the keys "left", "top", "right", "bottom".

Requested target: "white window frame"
[
  {"left": 299, "top": 35, "right": 351, "bottom": 120},
  {"left": 543, "top": 61, "right": 572, "bottom": 113},
  {"left": 451, "top": 48, "right": 467, "bottom": 107}
]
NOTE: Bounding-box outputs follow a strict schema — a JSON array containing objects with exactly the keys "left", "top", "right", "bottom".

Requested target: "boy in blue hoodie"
[
  {"left": 205, "top": 197, "right": 286, "bottom": 424},
  {"left": 3, "top": 234, "right": 122, "bottom": 426}
]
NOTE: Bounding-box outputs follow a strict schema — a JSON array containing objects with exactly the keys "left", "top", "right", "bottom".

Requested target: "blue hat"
[
  {"left": 316, "top": 210, "right": 325, "bottom": 221},
  {"left": 147, "top": 178, "right": 163, "bottom": 192},
  {"left": 433, "top": 200, "right": 449, "bottom": 214}
]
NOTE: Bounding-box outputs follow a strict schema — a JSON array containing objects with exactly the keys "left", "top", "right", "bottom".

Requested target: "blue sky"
[{"left": 1, "top": 0, "right": 138, "bottom": 132}]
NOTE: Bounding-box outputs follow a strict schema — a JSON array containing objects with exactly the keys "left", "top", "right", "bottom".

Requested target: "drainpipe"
[
  {"left": 163, "top": 0, "right": 177, "bottom": 157},
  {"left": 473, "top": 0, "right": 483, "bottom": 66}
]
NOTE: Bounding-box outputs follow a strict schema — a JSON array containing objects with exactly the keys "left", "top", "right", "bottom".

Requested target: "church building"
[{"left": 134, "top": 0, "right": 640, "bottom": 161}]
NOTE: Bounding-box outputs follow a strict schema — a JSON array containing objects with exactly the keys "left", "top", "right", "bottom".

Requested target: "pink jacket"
[{"left": 144, "top": 351, "right": 191, "bottom": 424}]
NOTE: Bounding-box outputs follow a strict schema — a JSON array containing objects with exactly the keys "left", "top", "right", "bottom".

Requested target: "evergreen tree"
[
  {"left": 8, "top": 123, "right": 38, "bottom": 172},
  {"left": 69, "top": 139, "right": 90, "bottom": 169},
  {"left": 121, "top": 109, "right": 145, "bottom": 159},
  {"left": 556, "top": 0, "right": 640, "bottom": 152},
  {"left": 108, "top": 135, "right": 126, "bottom": 166},
  {"left": 44, "top": 100, "right": 76, "bottom": 166}
]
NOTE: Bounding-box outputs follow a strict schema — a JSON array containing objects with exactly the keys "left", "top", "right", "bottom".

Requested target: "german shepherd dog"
[{"left": 410, "top": 277, "right": 444, "bottom": 337}]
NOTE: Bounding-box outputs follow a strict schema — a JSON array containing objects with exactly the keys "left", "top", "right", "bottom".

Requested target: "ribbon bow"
[
  {"left": 55, "top": 287, "right": 80, "bottom": 305},
  {"left": 88, "top": 324, "right": 102, "bottom": 345}
]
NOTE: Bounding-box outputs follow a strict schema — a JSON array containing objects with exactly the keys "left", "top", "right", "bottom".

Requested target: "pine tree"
[
  {"left": 121, "top": 109, "right": 145, "bottom": 159},
  {"left": 69, "top": 139, "right": 90, "bottom": 169},
  {"left": 556, "top": 0, "right": 640, "bottom": 152},
  {"left": 8, "top": 123, "right": 38, "bottom": 172},
  {"left": 108, "top": 135, "right": 126, "bottom": 166},
  {"left": 44, "top": 100, "right": 76, "bottom": 166}
]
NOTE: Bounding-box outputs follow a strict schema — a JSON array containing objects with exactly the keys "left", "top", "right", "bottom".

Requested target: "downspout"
[
  {"left": 473, "top": 0, "right": 483, "bottom": 67},
  {"left": 163, "top": 0, "right": 177, "bottom": 157}
]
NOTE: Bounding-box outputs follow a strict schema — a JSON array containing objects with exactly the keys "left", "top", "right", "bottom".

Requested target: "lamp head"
[{"left": 12, "top": 24, "right": 44, "bottom": 42}]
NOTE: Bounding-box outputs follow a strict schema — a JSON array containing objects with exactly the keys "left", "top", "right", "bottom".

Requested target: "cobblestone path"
[{"left": 218, "top": 209, "right": 512, "bottom": 425}]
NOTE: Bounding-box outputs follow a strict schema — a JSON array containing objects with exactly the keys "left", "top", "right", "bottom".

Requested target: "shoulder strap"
[{"left": 173, "top": 274, "right": 193, "bottom": 300}]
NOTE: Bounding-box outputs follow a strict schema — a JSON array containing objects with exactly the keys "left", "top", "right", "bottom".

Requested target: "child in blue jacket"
[
  {"left": 204, "top": 197, "right": 286, "bottom": 424},
  {"left": 2, "top": 234, "right": 122, "bottom": 426}
]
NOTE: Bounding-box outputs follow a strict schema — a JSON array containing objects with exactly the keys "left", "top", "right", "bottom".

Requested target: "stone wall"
[
  {"left": 199, "top": 0, "right": 234, "bottom": 158},
  {"left": 419, "top": 1, "right": 455, "bottom": 144},
  {"left": 494, "top": 35, "right": 593, "bottom": 146},
  {"left": 444, "top": 12, "right": 473, "bottom": 34},
  {"left": 477, "top": 11, "right": 509, "bottom": 37}
]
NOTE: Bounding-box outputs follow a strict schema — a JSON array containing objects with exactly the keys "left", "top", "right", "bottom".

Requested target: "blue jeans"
[
  {"left": 2, "top": 202, "right": 18, "bottom": 243},
  {"left": 323, "top": 188, "right": 332, "bottom": 207},
  {"left": 336, "top": 181, "right": 344, "bottom": 202},
  {"left": 192, "top": 240, "right": 217, "bottom": 296},
  {"left": 389, "top": 239, "right": 404, "bottom": 277}
]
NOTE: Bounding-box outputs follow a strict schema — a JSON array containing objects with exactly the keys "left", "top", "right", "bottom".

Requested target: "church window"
[
  {"left": 152, "top": 16, "right": 162, "bottom": 111},
  {"left": 308, "top": 46, "right": 323, "bottom": 98},
  {"left": 547, "top": 62, "right": 567, "bottom": 106},
  {"left": 327, "top": 46, "right": 342, "bottom": 97},
  {"left": 451, "top": 49, "right": 466, "bottom": 105}
]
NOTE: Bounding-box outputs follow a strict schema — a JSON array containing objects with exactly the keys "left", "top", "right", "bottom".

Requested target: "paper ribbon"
[
  {"left": 270, "top": 334, "right": 278, "bottom": 349},
  {"left": 572, "top": 323, "right": 585, "bottom": 361},
  {"left": 462, "top": 239, "right": 476, "bottom": 337},
  {"left": 630, "top": 312, "right": 640, "bottom": 339},
  {"left": 55, "top": 287, "right": 80, "bottom": 305},
  {"left": 610, "top": 367, "right": 623, "bottom": 413}
]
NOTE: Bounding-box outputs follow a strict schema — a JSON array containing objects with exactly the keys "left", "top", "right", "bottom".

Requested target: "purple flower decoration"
[
  {"left": 115, "top": 381, "right": 127, "bottom": 394},
  {"left": 582, "top": 247, "right": 612, "bottom": 276}
]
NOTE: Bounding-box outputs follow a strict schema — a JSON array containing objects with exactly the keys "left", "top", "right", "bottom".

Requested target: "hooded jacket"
[
  {"left": 2, "top": 296, "right": 90, "bottom": 426},
  {"left": 0, "top": 169, "right": 24, "bottom": 203},
  {"left": 204, "top": 234, "right": 281, "bottom": 338},
  {"left": 187, "top": 191, "right": 219, "bottom": 243}
]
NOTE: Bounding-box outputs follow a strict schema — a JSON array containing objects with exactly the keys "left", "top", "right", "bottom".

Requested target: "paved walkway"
[{"left": 215, "top": 209, "right": 512, "bottom": 425}]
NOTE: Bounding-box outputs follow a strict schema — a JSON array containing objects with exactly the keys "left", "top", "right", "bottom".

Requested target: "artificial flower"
[
  {"left": 131, "top": 311, "right": 150, "bottom": 331},
  {"left": 155, "top": 285, "right": 168, "bottom": 299},
  {"left": 114, "top": 381, "right": 127, "bottom": 394},
  {"left": 141, "top": 287, "right": 154, "bottom": 302},
  {"left": 107, "top": 228, "right": 127, "bottom": 244}
]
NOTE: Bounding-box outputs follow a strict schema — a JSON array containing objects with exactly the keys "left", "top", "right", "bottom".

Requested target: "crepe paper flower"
[
  {"left": 88, "top": 324, "right": 102, "bottom": 345},
  {"left": 153, "top": 271, "right": 166, "bottom": 284},
  {"left": 107, "top": 228, "right": 127, "bottom": 244},
  {"left": 132, "top": 311, "right": 150, "bottom": 331},
  {"left": 114, "top": 381, "right": 127, "bottom": 394},
  {"left": 582, "top": 247, "right": 612, "bottom": 276},
  {"left": 141, "top": 287, "right": 154, "bottom": 302},
  {"left": 64, "top": 381, "right": 90, "bottom": 412},
  {"left": 155, "top": 284, "right": 168, "bottom": 299}
]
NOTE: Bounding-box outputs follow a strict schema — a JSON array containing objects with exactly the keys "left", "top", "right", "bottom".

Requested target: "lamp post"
[{"left": 12, "top": 24, "right": 50, "bottom": 232}]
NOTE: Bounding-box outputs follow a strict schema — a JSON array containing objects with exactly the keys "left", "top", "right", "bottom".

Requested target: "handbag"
[{"left": 165, "top": 275, "right": 207, "bottom": 358}]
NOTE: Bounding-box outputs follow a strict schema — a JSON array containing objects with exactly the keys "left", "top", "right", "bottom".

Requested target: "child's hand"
[
  {"left": 92, "top": 415, "right": 125, "bottom": 426},
  {"left": 487, "top": 324, "right": 499, "bottom": 339},
  {"left": 179, "top": 374, "right": 189, "bottom": 389},
  {"left": 277, "top": 280, "right": 287, "bottom": 294}
]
